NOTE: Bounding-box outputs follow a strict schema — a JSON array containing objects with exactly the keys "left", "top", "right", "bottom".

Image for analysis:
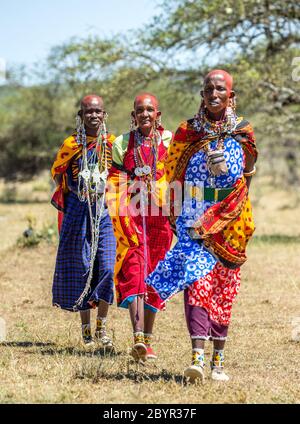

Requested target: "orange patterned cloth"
[{"left": 51, "top": 132, "right": 115, "bottom": 230}]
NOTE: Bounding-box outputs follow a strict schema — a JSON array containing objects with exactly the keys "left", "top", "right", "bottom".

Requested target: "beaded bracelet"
[{"left": 243, "top": 166, "right": 256, "bottom": 177}]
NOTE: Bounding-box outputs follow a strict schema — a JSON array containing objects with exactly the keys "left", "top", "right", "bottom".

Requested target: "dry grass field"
[{"left": 0, "top": 175, "right": 299, "bottom": 404}]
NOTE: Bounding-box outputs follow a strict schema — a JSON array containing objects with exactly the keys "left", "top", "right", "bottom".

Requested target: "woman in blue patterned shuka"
[
  {"left": 147, "top": 70, "right": 257, "bottom": 382},
  {"left": 51, "top": 95, "right": 116, "bottom": 349}
]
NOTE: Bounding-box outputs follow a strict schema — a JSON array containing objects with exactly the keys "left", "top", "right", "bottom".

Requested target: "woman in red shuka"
[{"left": 106, "top": 93, "right": 173, "bottom": 361}]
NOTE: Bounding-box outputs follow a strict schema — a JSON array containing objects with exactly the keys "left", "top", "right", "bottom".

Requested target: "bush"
[{"left": 17, "top": 215, "right": 57, "bottom": 248}]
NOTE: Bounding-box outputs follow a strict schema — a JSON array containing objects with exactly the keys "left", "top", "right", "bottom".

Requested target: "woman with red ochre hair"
[
  {"left": 51, "top": 95, "right": 116, "bottom": 349},
  {"left": 106, "top": 93, "right": 173, "bottom": 361},
  {"left": 147, "top": 71, "right": 258, "bottom": 382}
]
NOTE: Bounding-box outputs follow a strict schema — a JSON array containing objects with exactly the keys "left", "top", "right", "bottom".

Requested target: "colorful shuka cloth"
[
  {"left": 51, "top": 133, "right": 116, "bottom": 311},
  {"left": 106, "top": 128, "right": 173, "bottom": 312},
  {"left": 146, "top": 118, "right": 257, "bottom": 328}
]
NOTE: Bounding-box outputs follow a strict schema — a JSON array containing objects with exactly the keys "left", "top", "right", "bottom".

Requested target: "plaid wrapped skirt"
[{"left": 52, "top": 192, "right": 116, "bottom": 311}]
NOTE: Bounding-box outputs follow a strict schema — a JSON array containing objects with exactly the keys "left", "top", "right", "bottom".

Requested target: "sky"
[{"left": 0, "top": 0, "right": 159, "bottom": 69}]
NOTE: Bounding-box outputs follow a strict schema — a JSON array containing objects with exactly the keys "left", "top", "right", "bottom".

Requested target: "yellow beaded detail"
[{"left": 134, "top": 332, "right": 145, "bottom": 345}]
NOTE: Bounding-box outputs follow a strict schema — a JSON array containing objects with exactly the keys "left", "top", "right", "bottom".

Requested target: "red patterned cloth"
[
  {"left": 107, "top": 129, "right": 173, "bottom": 310},
  {"left": 187, "top": 263, "right": 241, "bottom": 326},
  {"left": 117, "top": 211, "right": 173, "bottom": 310}
]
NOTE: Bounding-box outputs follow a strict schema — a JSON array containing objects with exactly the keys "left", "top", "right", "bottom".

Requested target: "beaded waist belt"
[{"left": 189, "top": 186, "right": 234, "bottom": 202}]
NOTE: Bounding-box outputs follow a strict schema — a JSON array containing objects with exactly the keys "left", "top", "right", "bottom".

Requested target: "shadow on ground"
[
  {"left": 73, "top": 363, "right": 187, "bottom": 386},
  {"left": 1, "top": 341, "right": 119, "bottom": 358},
  {"left": 1, "top": 341, "right": 55, "bottom": 348},
  {"left": 39, "top": 346, "right": 120, "bottom": 358},
  {"left": 102, "top": 369, "right": 185, "bottom": 385}
]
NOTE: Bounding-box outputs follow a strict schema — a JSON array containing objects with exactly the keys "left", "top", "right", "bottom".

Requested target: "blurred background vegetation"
[{"left": 0, "top": 0, "right": 299, "bottom": 188}]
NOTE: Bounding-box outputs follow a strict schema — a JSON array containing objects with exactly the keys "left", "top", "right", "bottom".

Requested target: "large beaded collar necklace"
[
  {"left": 192, "top": 105, "right": 237, "bottom": 137},
  {"left": 74, "top": 117, "right": 108, "bottom": 310},
  {"left": 133, "top": 128, "right": 160, "bottom": 181},
  {"left": 192, "top": 106, "right": 238, "bottom": 180},
  {"left": 76, "top": 124, "right": 108, "bottom": 196}
]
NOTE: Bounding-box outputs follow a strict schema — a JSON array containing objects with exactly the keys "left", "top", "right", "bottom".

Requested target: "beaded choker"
[{"left": 193, "top": 106, "right": 237, "bottom": 136}]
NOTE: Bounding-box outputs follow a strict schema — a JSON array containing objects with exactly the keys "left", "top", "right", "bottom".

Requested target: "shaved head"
[
  {"left": 78, "top": 94, "right": 106, "bottom": 136},
  {"left": 134, "top": 92, "right": 159, "bottom": 110},
  {"left": 80, "top": 94, "right": 104, "bottom": 110},
  {"left": 204, "top": 69, "right": 233, "bottom": 94},
  {"left": 132, "top": 92, "right": 161, "bottom": 136}
]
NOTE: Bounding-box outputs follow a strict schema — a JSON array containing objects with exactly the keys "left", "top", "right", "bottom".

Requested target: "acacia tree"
[
  {"left": 147, "top": 1, "right": 299, "bottom": 51},
  {"left": 44, "top": 1, "right": 300, "bottom": 116},
  {"left": 46, "top": 35, "right": 166, "bottom": 102},
  {"left": 144, "top": 0, "right": 300, "bottom": 105},
  {"left": 1, "top": 1, "right": 299, "bottom": 183},
  {"left": 142, "top": 0, "right": 300, "bottom": 184},
  {"left": 0, "top": 34, "right": 193, "bottom": 181}
]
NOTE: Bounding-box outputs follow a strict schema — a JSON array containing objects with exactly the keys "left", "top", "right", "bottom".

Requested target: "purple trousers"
[{"left": 184, "top": 290, "right": 228, "bottom": 340}]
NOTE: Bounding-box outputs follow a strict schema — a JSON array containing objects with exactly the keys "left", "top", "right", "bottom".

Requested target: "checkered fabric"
[{"left": 52, "top": 192, "right": 116, "bottom": 311}]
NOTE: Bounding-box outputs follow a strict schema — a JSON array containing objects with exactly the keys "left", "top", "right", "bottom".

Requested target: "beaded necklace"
[
  {"left": 133, "top": 129, "right": 160, "bottom": 182},
  {"left": 74, "top": 119, "right": 109, "bottom": 310},
  {"left": 193, "top": 105, "right": 237, "bottom": 137},
  {"left": 193, "top": 106, "right": 237, "bottom": 184},
  {"left": 133, "top": 127, "right": 160, "bottom": 286}
]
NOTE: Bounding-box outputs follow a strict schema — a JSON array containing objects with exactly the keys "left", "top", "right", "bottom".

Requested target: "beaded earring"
[
  {"left": 130, "top": 115, "right": 136, "bottom": 132},
  {"left": 198, "top": 100, "right": 207, "bottom": 117},
  {"left": 98, "top": 112, "right": 108, "bottom": 135},
  {"left": 155, "top": 115, "right": 162, "bottom": 129},
  {"left": 76, "top": 114, "right": 82, "bottom": 131},
  {"left": 226, "top": 97, "right": 237, "bottom": 131},
  {"left": 229, "top": 96, "right": 236, "bottom": 113},
  {"left": 75, "top": 114, "right": 86, "bottom": 146}
]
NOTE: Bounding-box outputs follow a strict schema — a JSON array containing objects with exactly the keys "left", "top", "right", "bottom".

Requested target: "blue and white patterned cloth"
[{"left": 146, "top": 136, "right": 244, "bottom": 301}]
